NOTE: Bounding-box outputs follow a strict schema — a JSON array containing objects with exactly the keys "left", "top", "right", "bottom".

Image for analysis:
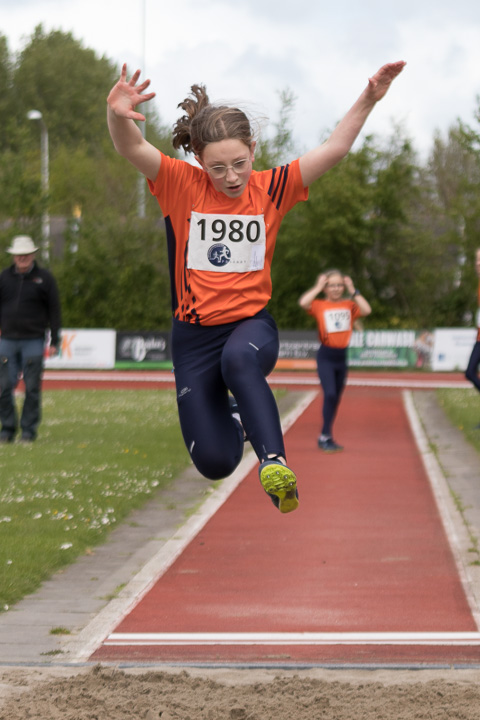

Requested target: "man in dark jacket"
[{"left": 0, "top": 235, "right": 62, "bottom": 442}]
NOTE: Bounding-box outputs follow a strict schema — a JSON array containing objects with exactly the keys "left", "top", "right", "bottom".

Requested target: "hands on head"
[
  {"left": 317, "top": 274, "right": 328, "bottom": 291},
  {"left": 107, "top": 64, "right": 156, "bottom": 122},
  {"left": 343, "top": 275, "right": 355, "bottom": 294}
]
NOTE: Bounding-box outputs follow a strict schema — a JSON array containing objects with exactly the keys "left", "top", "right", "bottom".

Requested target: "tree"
[
  {"left": 13, "top": 26, "right": 118, "bottom": 149},
  {"left": 254, "top": 88, "right": 297, "bottom": 170},
  {"left": 0, "top": 34, "right": 15, "bottom": 151},
  {"left": 365, "top": 133, "right": 442, "bottom": 328},
  {"left": 3, "top": 26, "right": 480, "bottom": 331},
  {"left": 270, "top": 144, "right": 375, "bottom": 328},
  {"left": 269, "top": 119, "right": 473, "bottom": 331},
  {"left": 425, "top": 120, "right": 480, "bottom": 325},
  {"left": 0, "top": 27, "right": 175, "bottom": 254},
  {"left": 54, "top": 215, "right": 171, "bottom": 330}
]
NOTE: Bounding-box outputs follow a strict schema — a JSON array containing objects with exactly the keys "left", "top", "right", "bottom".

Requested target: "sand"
[{"left": 1, "top": 664, "right": 480, "bottom": 719}]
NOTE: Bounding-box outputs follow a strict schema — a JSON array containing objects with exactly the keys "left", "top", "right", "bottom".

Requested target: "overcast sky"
[{"left": 2, "top": 0, "right": 480, "bottom": 160}]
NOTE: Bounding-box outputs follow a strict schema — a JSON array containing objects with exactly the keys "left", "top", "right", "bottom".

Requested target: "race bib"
[
  {"left": 324, "top": 308, "right": 351, "bottom": 333},
  {"left": 476, "top": 308, "right": 480, "bottom": 328},
  {"left": 187, "top": 211, "right": 266, "bottom": 273}
]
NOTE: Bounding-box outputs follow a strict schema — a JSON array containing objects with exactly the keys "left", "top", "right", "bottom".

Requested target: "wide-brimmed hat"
[{"left": 6, "top": 236, "right": 39, "bottom": 255}]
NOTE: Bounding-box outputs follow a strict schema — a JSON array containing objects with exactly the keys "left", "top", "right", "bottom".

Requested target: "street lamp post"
[{"left": 27, "top": 110, "right": 50, "bottom": 261}]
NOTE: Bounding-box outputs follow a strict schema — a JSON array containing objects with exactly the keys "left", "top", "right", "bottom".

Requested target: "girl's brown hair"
[
  {"left": 325, "top": 269, "right": 344, "bottom": 281},
  {"left": 172, "top": 84, "right": 255, "bottom": 156}
]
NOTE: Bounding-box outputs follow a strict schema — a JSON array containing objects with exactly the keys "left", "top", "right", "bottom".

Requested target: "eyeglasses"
[
  {"left": 327, "top": 283, "right": 344, "bottom": 288},
  {"left": 205, "top": 158, "right": 250, "bottom": 179}
]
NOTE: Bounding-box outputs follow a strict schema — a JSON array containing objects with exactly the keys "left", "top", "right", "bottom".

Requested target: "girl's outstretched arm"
[
  {"left": 299, "top": 61, "right": 406, "bottom": 188},
  {"left": 107, "top": 64, "right": 161, "bottom": 181}
]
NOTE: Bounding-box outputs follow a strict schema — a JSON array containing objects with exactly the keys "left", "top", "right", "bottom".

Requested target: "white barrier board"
[
  {"left": 431, "top": 328, "right": 477, "bottom": 371},
  {"left": 45, "top": 329, "right": 116, "bottom": 370}
]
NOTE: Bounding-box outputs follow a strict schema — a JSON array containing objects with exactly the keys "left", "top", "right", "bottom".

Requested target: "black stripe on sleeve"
[{"left": 268, "top": 164, "right": 290, "bottom": 210}]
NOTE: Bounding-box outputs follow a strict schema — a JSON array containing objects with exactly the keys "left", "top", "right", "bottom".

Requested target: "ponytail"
[{"left": 172, "top": 84, "right": 254, "bottom": 156}]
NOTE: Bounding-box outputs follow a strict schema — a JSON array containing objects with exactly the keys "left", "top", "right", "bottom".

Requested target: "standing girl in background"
[
  {"left": 106, "top": 61, "right": 404, "bottom": 513},
  {"left": 299, "top": 271, "right": 371, "bottom": 452}
]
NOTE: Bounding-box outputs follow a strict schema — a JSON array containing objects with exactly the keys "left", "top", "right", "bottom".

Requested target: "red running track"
[{"left": 88, "top": 384, "right": 480, "bottom": 666}]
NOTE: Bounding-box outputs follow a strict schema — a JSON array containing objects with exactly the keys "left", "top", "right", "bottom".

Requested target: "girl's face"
[
  {"left": 324, "top": 273, "right": 345, "bottom": 301},
  {"left": 197, "top": 139, "right": 255, "bottom": 199}
]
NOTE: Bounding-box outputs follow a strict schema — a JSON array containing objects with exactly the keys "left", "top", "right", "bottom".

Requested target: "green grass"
[
  {"left": 0, "top": 389, "right": 191, "bottom": 611},
  {"left": 436, "top": 388, "right": 480, "bottom": 454},
  {"left": 0, "top": 387, "right": 287, "bottom": 613}
]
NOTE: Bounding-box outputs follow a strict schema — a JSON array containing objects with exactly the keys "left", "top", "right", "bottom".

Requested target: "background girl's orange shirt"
[{"left": 309, "top": 299, "right": 361, "bottom": 348}]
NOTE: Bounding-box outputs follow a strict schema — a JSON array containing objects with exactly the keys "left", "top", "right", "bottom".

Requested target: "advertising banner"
[
  {"left": 278, "top": 330, "right": 435, "bottom": 369},
  {"left": 45, "top": 329, "right": 116, "bottom": 369},
  {"left": 115, "top": 331, "right": 171, "bottom": 368},
  {"left": 348, "top": 329, "right": 434, "bottom": 369},
  {"left": 42, "top": 326, "right": 475, "bottom": 372},
  {"left": 278, "top": 331, "right": 319, "bottom": 360},
  {"left": 431, "top": 328, "right": 477, "bottom": 371}
]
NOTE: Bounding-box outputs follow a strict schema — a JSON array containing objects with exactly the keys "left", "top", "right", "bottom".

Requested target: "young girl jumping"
[{"left": 106, "top": 60, "right": 405, "bottom": 513}]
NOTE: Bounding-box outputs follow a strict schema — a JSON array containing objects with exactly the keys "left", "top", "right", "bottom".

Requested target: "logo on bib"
[
  {"left": 324, "top": 308, "right": 351, "bottom": 334},
  {"left": 207, "top": 244, "right": 231, "bottom": 267}
]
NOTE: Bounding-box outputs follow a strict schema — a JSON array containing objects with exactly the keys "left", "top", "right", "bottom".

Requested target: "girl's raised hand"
[
  {"left": 367, "top": 61, "right": 406, "bottom": 103},
  {"left": 344, "top": 275, "right": 355, "bottom": 294},
  {"left": 107, "top": 64, "right": 156, "bottom": 122},
  {"left": 316, "top": 273, "right": 328, "bottom": 291}
]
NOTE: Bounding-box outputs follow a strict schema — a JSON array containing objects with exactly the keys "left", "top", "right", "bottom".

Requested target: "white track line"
[
  {"left": 64, "top": 390, "right": 318, "bottom": 663},
  {"left": 44, "top": 370, "right": 470, "bottom": 390},
  {"left": 103, "top": 631, "right": 480, "bottom": 647},
  {"left": 271, "top": 377, "right": 469, "bottom": 389}
]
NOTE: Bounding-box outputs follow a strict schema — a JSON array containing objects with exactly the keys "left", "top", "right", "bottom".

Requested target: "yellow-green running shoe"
[{"left": 259, "top": 459, "right": 299, "bottom": 514}]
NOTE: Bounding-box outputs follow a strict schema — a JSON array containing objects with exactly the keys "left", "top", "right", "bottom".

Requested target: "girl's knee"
[
  {"left": 323, "top": 390, "right": 338, "bottom": 405},
  {"left": 192, "top": 449, "right": 240, "bottom": 480},
  {"left": 222, "top": 344, "right": 255, "bottom": 378},
  {"left": 222, "top": 332, "right": 278, "bottom": 381}
]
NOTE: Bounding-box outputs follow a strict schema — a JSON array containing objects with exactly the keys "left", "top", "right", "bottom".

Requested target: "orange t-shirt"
[
  {"left": 148, "top": 153, "right": 308, "bottom": 325},
  {"left": 309, "top": 299, "right": 361, "bottom": 349}
]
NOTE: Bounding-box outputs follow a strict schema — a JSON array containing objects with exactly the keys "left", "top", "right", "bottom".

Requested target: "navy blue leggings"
[
  {"left": 316, "top": 345, "right": 347, "bottom": 437},
  {"left": 465, "top": 341, "right": 480, "bottom": 392},
  {"left": 171, "top": 310, "right": 285, "bottom": 480}
]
